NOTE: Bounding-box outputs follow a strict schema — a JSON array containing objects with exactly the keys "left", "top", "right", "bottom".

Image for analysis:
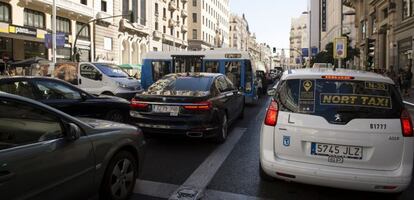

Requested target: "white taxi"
[{"left": 260, "top": 68, "right": 414, "bottom": 193}]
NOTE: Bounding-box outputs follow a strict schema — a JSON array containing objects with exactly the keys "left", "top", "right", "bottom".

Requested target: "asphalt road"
[{"left": 131, "top": 93, "right": 414, "bottom": 200}]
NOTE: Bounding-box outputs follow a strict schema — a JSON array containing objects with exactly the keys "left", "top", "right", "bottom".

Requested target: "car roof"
[{"left": 282, "top": 68, "right": 394, "bottom": 84}]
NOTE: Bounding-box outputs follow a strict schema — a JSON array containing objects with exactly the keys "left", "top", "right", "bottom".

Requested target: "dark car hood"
[{"left": 77, "top": 117, "right": 136, "bottom": 132}]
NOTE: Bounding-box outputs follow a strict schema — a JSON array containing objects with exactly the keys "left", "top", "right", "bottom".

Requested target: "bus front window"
[
  {"left": 152, "top": 61, "right": 170, "bottom": 82},
  {"left": 225, "top": 61, "right": 241, "bottom": 89},
  {"left": 205, "top": 61, "right": 220, "bottom": 73}
]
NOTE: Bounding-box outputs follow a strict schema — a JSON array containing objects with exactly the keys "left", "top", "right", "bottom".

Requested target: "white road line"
[
  {"left": 134, "top": 179, "right": 271, "bottom": 200},
  {"left": 134, "top": 179, "right": 178, "bottom": 199}
]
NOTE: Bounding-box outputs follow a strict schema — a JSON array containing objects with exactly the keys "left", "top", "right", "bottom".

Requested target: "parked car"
[
  {"left": 0, "top": 76, "right": 131, "bottom": 123},
  {"left": 0, "top": 91, "right": 145, "bottom": 200},
  {"left": 260, "top": 68, "right": 413, "bottom": 193},
  {"left": 130, "top": 73, "right": 245, "bottom": 143},
  {"left": 52, "top": 62, "right": 143, "bottom": 100}
]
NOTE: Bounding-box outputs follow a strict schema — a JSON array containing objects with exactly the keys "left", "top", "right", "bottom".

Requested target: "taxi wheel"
[
  {"left": 259, "top": 162, "right": 274, "bottom": 182},
  {"left": 100, "top": 151, "right": 138, "bottom": 200},
  {"left": 214, "top": 114, "right": 228, "bottom": 144}
]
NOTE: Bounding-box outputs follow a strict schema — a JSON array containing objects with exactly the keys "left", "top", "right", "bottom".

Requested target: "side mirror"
[
  {"left": 267, "top": 88, "right": 277, "bottom": 96},
  {"left": 65, "top": 123, "right": 81, "bottom": 141},
  {"left": 80, "top": 92, "right": 88, "bottom": 101},
  {"left": 95, "top": 73, "right": 103, "bottom": 81}
]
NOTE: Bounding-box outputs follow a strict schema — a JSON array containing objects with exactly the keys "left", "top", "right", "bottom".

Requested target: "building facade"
[
  {"left": 187, "top": 0, "right": 230, "bottom": 50},
  {"left": 289, "top": 14, "right": 308, "bottom": 68},
  {"left": 0, "top": 0, "right": 94, "bottom": 63},
  {"left": 229, "top": 13, "right": 249, "bottom": 51},
  {"left": 349, "top": 0, "right": 414, "bottom": 72}
]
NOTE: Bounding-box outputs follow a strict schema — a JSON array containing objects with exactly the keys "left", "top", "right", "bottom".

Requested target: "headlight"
[{"left": 118, "top": 82, "right": 128, "bottom": 88}]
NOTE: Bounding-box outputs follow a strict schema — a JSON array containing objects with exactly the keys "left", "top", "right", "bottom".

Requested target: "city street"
[{"left": 130, "top": 94, "right": 414, "bottom": 200}]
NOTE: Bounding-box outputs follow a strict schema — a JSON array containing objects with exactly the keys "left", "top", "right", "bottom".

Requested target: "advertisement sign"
[
  {"left": 334, "top": 37, "right": 348, "bottom": 59},
  {"left": 8, "top": 25, "right": 37, "bottom": 37},
  {"left": 44, "top": 33, "right": 66, "bottom": 49}
]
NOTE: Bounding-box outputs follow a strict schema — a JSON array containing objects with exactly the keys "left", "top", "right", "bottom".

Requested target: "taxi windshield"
[{"left": 276, "top": 79, "right": 403, "bottom": 123}]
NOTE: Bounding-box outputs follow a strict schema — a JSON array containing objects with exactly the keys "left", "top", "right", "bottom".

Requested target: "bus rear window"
[
  {"left": 276, "top": 79, "right": 403, "bottom": 124},
  {"left": 152, "top": 61, "right": 170, "bottom": 81}
]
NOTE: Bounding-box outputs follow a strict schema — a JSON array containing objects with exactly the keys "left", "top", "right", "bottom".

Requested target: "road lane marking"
[
  {"left": 168, "top": 127, "right": 247, "bottom": 199},
  {"left": 134, "top": 179, "right": 271, "bottom": 200}
]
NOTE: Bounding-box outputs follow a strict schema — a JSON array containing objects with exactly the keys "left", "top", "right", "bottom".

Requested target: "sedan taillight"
[
  {"left": 131, "top": 98, "right": 149, "bottom": 110},
  {"left": 401, "top": 109, "right": 413, "bottom": 137},
  {"left": 264, "top": 99, "right": 279, "bottom": 126},
  {"left": 183, "top": 101, "right": 212, "bottom": 111}
]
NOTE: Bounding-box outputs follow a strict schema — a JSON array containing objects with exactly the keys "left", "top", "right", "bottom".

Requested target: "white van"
[{"left": 53, "top": 62, "right": 143, "bottom": 100}]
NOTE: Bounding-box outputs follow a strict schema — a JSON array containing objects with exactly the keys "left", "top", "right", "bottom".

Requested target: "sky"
[{"left": 230, "top": 0, "right": 307, "bottom": 52}]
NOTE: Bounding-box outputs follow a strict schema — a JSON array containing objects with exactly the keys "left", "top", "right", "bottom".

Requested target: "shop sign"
[
  {"left": 44, "top": 33, "right": 66, "bottom": 48},
  {"left": 9, "top": 25, "right": 37, "bottom": 37}
]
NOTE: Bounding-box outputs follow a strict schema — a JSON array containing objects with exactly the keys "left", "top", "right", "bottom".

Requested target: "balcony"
[
  {"left": 28, "top": 0, "right": 94, "bottom": 18},
  {"left": 96, "top": 11, "right": 113, "bottom": 24},
  {"left": 153, "top": 31, "right": 162, "bottom": 39},
  {"left": 181, "top": 10, "right": 188, "bottom": 18},
  {"left": 181, "top": 25, "right": 188, "bottom": 33},
  {"left": 181, "top": 0, "right": 188, "bottom": 3},
  {"left": 168, "top": 19, "right": 176, "bottom": 27},
  {"left": 169, "top": 1, "right": 177, "bottom": 11}
]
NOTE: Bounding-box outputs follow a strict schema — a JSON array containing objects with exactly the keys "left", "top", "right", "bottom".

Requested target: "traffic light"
[{"left": 366, "top": 38, "right": 376, "bottom": 68}]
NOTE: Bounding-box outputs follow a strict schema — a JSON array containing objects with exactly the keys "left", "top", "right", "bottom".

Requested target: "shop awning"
[
  {"left": 11, "top": 57, "right": 49, "bottom": 67},
  {"left": 119, "top": 64, "right": 142, "bottom": 70}
]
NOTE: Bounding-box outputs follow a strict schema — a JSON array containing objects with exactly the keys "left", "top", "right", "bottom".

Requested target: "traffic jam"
[{"left": 1, "top": 49, "right": 414, "bottom": 200}]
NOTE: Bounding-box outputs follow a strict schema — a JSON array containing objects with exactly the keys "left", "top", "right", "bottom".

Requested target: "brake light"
[
  {"left": 131, "top": 98, "right": 149, "bottom": 109},
  {"left": 401, "top": 109, "right": 413, "bottom": 137},
  {"left": 183, "top": 101, "right": 212, "bottom": 111},
  {"left": 322, "top": 75, "right": 355, "bottom": 80},
  {"left": 264, "top": 99, "right": 279, "bottom": 126}
]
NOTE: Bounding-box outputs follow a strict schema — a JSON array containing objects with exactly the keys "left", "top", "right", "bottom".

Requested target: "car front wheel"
[{"left": 100, "top": 151, "right": 138, "bottom": 200}]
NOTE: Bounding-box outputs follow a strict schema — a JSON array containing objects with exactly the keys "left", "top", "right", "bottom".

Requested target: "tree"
[{"left": 312, "top": 38, "right": 360, "bottom": 68}]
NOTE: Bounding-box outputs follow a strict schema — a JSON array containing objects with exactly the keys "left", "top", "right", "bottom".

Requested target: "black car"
[
  {"left": 0, "top": 91, "right": 145, "bottom": 200},
  {"left": 0, "top": 76, "right": 131, "bottom": 123},
  {"left": 130, "top": 73, "right": 244, "bottom": 143}
]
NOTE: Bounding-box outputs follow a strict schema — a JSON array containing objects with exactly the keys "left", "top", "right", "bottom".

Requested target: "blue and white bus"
[{"left": 141, "top": 49, "right": 258, "bottom": 104}]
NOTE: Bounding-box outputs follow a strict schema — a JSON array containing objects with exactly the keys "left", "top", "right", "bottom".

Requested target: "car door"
[
  {"left": 224, "top": 76, "right": 244, "bottom": 118},
  {"left": 0, "top": 98, "right": 95, "bottom": 200},
  {"left": 79, "top": 63, "right": 103, "bottom": 95},
  {"left": 31, "top": 79, "right": 88, "bottom": 117},
  {"left": 215, "top": 76, "right": 237, "bottom": 121}
]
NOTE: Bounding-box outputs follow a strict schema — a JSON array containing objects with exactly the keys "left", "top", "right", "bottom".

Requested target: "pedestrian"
[
  {"left": 402, "top": 65, "right": 413, "bottom": 97},
  {"left": 387, "top": 66, "right": 401, "bottom": 89}
]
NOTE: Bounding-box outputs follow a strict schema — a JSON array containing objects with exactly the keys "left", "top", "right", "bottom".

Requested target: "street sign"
[{"left": 334, "top": 37, "right": 348, "bottom": 59}]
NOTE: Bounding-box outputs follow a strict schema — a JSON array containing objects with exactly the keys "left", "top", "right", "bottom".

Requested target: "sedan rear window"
[
  {"left": 276, "top": 79, "right": 403, "bottom": 124},
  {"left": 146, "top": 75, "right": 212, "bottom": 96}
]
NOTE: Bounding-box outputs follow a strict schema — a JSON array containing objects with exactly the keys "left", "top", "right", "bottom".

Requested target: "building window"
[
  {"left": 0, "top": 2, "right": 11, "bottom": 23},
  {"left": 193, "top": 13, "right": 197, "bottom": 23},
  {"left": 101, "top": 0, "right": 107, "bottom": 12},
  {"left": 371, "top": 14, "right": 377, "bottom": 34},
  {"left": 104, "top": 37, "right": 112, "bottom": 50},
  {"left": 193, "top": 0, "right": 197, "bottom": 7},
  {"left": 163, "top": 26, "right": 166, "bottom": 33},
  {"left": 76, "top": 22, "right": 90, "bottom": 39},
  {"left": 163, "top": 8, "right": 166, "bottom": 19},
  {"left": 80, "top": 0, "right": 87, "bottom": 5},
  {"left": 403, "top": 0, "right": 413, "bottom": 19},
  {"left": 56, "top": 17, "right": 71, "bottom": 34},
  {"left": 155, "top": 3, "right": 159, "bottom": 16},
  {"left": 24, "top": 9, "right": 45, "bottom": 29},
  {"left": 383, "top": 8, "right": 388, "bottom": 19},
  {"left": 155, "top": 22, "right": 159, "bottom": 30},
  {"left": 192, "top": 29, "right": 197, "bottom": 40}
]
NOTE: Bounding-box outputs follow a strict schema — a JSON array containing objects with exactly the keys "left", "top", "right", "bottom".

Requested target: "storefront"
[{"left": 398, "top": 38, "right": 412, "bottom": 71}]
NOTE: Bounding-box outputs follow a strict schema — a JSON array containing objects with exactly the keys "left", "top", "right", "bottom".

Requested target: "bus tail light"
[
  {"left": 183, "top": 101, "right": 212, "bottom": 111},
  {"left": 401, "top": 109, "right": 413, "bottom": 137},
  {"left": 131, "top": 98, "right": 149, "bottom": 110},
  {"left": 264, "top": 99, "right": 279, "bottom": 126}
]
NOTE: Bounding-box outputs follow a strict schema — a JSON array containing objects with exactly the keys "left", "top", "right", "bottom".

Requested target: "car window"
[
  {"left": 0, "top": 81, "right": 36, "bottom": 99},
  {"left": 80, "top": 64, "right": 101, "bottom": 80},
  {"left": 94, "top": 63, "right": 129, "bottom": 78},
  {"left": 34, "top": 80, "right": 82, "bottom": 100},
  {"left": 145, "top": 74, "right": 212, "bottom": 96},
  {"left": 276, "top": 79, "right": 403, "bottom": 123},
  {"left": 216, "top": 76, "right": 230, "bottom": 93},
  {"left": 0, "top": 99, "right": 63, "bottom": 150}
]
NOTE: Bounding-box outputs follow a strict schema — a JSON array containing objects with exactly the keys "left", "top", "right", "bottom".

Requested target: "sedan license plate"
[
  {"left": 311, "top": 143, "right": 363, "bottom": 160},
  {"left": 152, "top": 105, "right": 179, "bottom": 116}
]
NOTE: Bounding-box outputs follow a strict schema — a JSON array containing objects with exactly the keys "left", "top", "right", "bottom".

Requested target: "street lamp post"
[
  {"left": 302, "top": 10, "right": 311, "bottom": 68},
  {"left": 72, "top": 14, "right": 132, "bottom": 62},
  {"left": 338, "top": 0, "right": 344, "bottom": 68},
  {"left": 52, "top": 0, "right": 57, "bottom": 63}
]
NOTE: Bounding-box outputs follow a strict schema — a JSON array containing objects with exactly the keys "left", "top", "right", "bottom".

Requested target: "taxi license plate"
[
  {"left": 152, "top": 105, "right": 179, "bottom": 116},
  {"left": 311, "top": 143, "right": 363, "bottom": 160}
]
